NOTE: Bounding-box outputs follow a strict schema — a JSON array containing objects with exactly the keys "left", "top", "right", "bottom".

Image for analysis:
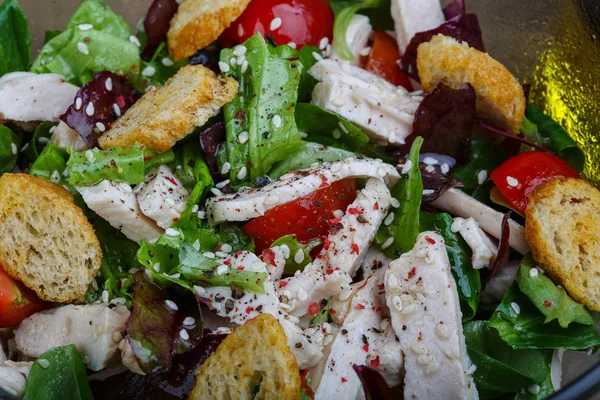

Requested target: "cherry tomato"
[
  {"left": 364, "top": 30, "right": 411, "bottom": 90},
  {"left": 220, "top": 0, "right": 334, "bottom": 50},
  {"left": 490, "top": 152, "right": 580, "bottom": 214},
  {"left": 0, "top": 267, "right": 49, "bottom": 327},
  {"left": 242, "top": 179, "right": 357, "bottom": 254}
]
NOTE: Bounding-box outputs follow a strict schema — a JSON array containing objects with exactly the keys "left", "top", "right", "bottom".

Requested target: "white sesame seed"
[
  {"left": 95, "top": 122, "right": 106, "bottom": 132},
  {"left": 39, "top": 136, "right": 50, "bottom": 144},
  {"left": 20, "top": 142, "right": 29, "bottom": 152},
  {"left": 270, "top": 17, "right": 282, "bottom": 30},
  {"left": 402, "top": 304, "right": 416, "bottom": 315},
  {"left": 381, "top": 237, "right": 394, "bottom": 250},
  {"left": 221, "top": 244, "right": 233, "bottom": 253},
  {"left": 78, "top": 24, "right": 93, "bottom": 31},
  {"left": 165, "top": 300, "right": 178, "bottom": 311},
  {"left": 237, "top": 24, "right": 245, "bottom": 37},
  {"left": 112, "top": 103, "right": 121, "bottom": 117},
  {"left": 423, "top": 157, "right": 439, "bottom": 166},
  {"left": 265, "top": 196, "right": 280, "bottom": 205},
  {"left": 215, "top": 251, "right": 229, "bottom": 259},
  {"left": 230, "top": 57, "right": 238, "bottom": 68},
  {"left": 506, "top": 176, "right": 519, "bottom": 187},
  {"left": 441, "top": 163, "right": 450, "bottom": 174},
  {"left": 280, "top": 244, "right": 290, "bottom": 259},
  {"left": 422, "top": 189, "right": 435, "bottom": 196},
  {"left": 111, "top": 297, "right": 126, "bottom": 305},
  {"left": 237, "top": 166, "right": 247, "bottom": 180},
  {"left": 193, "top": 285, "right": 206, "bottom": 296},
  {"left": 418, "top": 354, "right": 432, "bottom": 365},
  {"left": 467, "top": 364, "right": 477, "bottom": 375},
  {"left": 179, "top": 329, "right": 190, "bottom": 341},
  {"left": 77, "top": 42, "right": 89, "bottom": 55},
  {"left": 105, "top": 77, "right": 113, "bottom": 91},
  {"left": 451, "top": 218, "right": 464, "bottom": 233},
  {"left": 359, "top": 46, "right": 372, "bottom": 56},
  {"left": 75, "top": 97, "right": 83, "bottom": 110},
  {"left": 319, "top": 37, "right": 329, "bottom": 50},
  {"left": 215, "top": 179, "right": 230, "bottom": 189},
  {"left": 162, "top": 57, "right": 174, "bottom": 66},
  {"left": 400, "top": 160, "right": 413, "bottom": 175},
  {"left": 233, "top": 45, "right": 247, "bottom": 56},
  {"left": 210, "top": 188, "right": 223, "bottom": 196},
  {"left": 384, "top": 212, "right": 395, "bottom": 226},
  {"left": 144, "top": 269, "right": 154, "bottom": 282},
  {"left": 529, "top": 268, "right": 539, "bottom": 277},
  {"left": 272, "top": 115, "right": 283, "bottom": 129},
  {"left": 197, "top": 210, "right": 206, "bottom": 219},
  {"left": 511, "top": 302, "right": 521, "bottom": 314},
  {"left": 10, "top": 143, "right": 17, "bottom": 155},
  {"left": 390, "top": 198, "right": 400, "bottom": 208},
  {"left": 129, "top": 35, "right": 141, "bottom": 47},
  {"left": 165, "top": 228, "right": 180, "bottom": 237},
  {"left": 101, "top": 290, "right": 109, "bottom": 303},
  {"left": 297, "top": 288, "right": 308, "bottom": 301},
  {"left": 153, "top": 263, "right": 161, "bottom": 272},
  {"left": 221, "top": 162, "right": 231, "bottom": 175},
  {"left": 241, "top": 59, "right": 249, "bottom": 73},
  {"left": 287, "top": 42, "right": 297, "bottom": 49},
  {"left": 85, "top": 102, "right": 95, "bottom": 116},
  {"left": 216, "top": 264, "right": 229, "bottom": 275},
  {"left": 294, "top": 249, "right": 305, "bottom": 264},
  {"left": 391, "top": 295, "right": 403, "bottom": 312},
  {"left": 435, "top": 323, "right": 449, "bottom": 339},
  {"left": 477, "top": 170, "right": 488, "bottom": 185},
  {"left": 50, "top": 170, "right": 60, "bottom": 183},
  {"left": 527, "top": 384, "right": 541, "bottom": 394},
  {"left": 312, "top": 51, "right": 323, "bottom": 61},
  {"left": 387, "top": 274, "right": 398, "bottom": 289},
  {"left": 145, "top": 85, "right": 156, "bottom": 92},
  {"left": 238, "top": 131, "right": 249, "bottom": 144},
  {"left": 85, "top": 149, "right": 95, "bottom": 163},
  {"left": 142, "top": 66, "right": 156, "bottom": 77},
  {"left": 410, "top": 343, "right": 426, "bottom": 355},
  {"left": 332, "top": 129, "right": 341, "bottom": 139},
  {"left": 37, "top": 359, "right": 50, "bottom": 369},
  {"left": 91, "top": 279, "right": 98, "bottom": 291},
  {"left": 183, "top": 317, "right": 195, "bottom": 327},
  {"left": 425, "top": 165, "right": 436, "bottom": 173},
  {"left": 218, "top": 61, "right": 230, "bottom": 73}
]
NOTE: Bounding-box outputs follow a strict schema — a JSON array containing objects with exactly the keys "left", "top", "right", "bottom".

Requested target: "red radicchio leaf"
[
  {"left": 443, "top": 0, "right": 466, "bottom": 20},
  {"left": 419, "top": 154, "right": 461, "bottom": 203},
  {"left": 141, "top": 0, "right": 179, "bottom": 61},
  {"left": 485, "top": 212, "right": 511, "bottom": 284},
  {"left": 352, "top": 365, "right": 403, "bottom": 400},
  {"left": 60, "top": 71, "right": 137, "bottom": 149},
  {"left": 409, "top": 83, "right": 476, "bottom": 165},
  {"left": 399, "top": 14, "right": 485, "bottom": 81},
  {"left": 127, "top": 272, "right": 203, "bottom": 374},
  {"left": 199, "top": 122, "right": 226, "bottom": 176},
  {"left": 479, "top": 120, "right": 551, "bottom": 153},
  {"left": 190, "top": 43, "right": 221, "bottom": 74}
]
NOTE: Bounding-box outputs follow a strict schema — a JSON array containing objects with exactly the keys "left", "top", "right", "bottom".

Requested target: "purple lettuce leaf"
[
  {"left": 60, "top": 71, "right": 137, "bottom": 149},
  {"left": 409, "top": 82, "right": 476, "bottom": 165},
  {"left": 420, "top": 167, "right": 461, "bottom": 204},
  {"left": 198, "top": 122, "right": 226, "bottom": 176},
  {"left": 141, "top": 0, "right": 179, "bottom": 61},
  {"left": 443, "top": 0, "right": 466, "bottom": 19},
  {"left": 352, "top": 365, "right": 403, "bottom": 400},
  {"left": 485, "top": 212, "right": 511, "bottom": 284},
  {"left": 127, "top": 272, "right": 203, "bottom": 374},
  {"left": 399, "top": 14, "right": 485, "bottom": 81},
  {"left": 479, "top": 120, "right": 550, "bottom": 153}
]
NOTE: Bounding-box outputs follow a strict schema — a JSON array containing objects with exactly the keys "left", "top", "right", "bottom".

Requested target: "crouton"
[
  {"left": 525, "top": 177, "right": 600, "bottom": 311},
  {"left": 167, "top": 0, "right": 252, "bottom": 61},
  {"left": 0, "top": 174, "right": 102, "bottom": 303},
  {"left": 417, "top": 34, "right": 525, "bottom": 134},
  {"left": 98, "top": 65, "right": 238, "bottom": 153},
  {"left": 190, "top": 314, "right": 301, "bottom": 400}
]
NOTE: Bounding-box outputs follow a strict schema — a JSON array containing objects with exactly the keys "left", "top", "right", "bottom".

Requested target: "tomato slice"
[
  {"left": 242, "top": 179, "right": 357, "bottom": 254},
  {"left": 490, "top": 152, "right": 580, "bottom": 214},
  {"left": 364, "top": 30, "right": 411, "bottom": 90},
  {"left": 220, "top": 0, "right": 334, "bottom": 50},
  {"left": 0, "top": 267, "right": 49, "bottom": 327}
]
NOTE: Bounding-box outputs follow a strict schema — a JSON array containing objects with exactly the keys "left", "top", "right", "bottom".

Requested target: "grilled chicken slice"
[
  {"left": 50, "top": 121, "right": 87, "bottom": 152},
  {"left": 77, "top": 180, "right": 163, "bottom": 244},
  {"left": 385, "top": 232, "right": 478, "bottom": 400},
  {"left": 391, "top": 0, "right": 445, "bottom": 53},
  {"left": 15, "top": 304, "right": 130, "bottom": 372},
  {"left": 0, "top": 361, "right": 32, "bottom": 398},
  {"left": 453, "top": 217, "right": 498, "bottom": 269}
]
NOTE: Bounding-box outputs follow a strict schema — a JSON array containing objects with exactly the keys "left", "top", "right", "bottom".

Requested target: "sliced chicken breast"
[
  {"left": 391, "top": 0, "right": 445, "bottom": 53},
  {"left": 134, "top": 165, "right": 190, "bottom": 229},
  {"left": 15, "top": 304, "right": 130, "bottom": 372},
  {"left": 77, "top": 180, "right": 164, "bottom": 244},
  {"left": 385, "top": 232, "right": 477, "bottom": 400},
  {"left": 0, "top": 361, "right": 32, "bottom": 398},
  {"left": 330, "top": 14, "right": 373, "bottom": 64},
  {"left": 207, "top": 158, "right": 398, "bottom": 224},
  {"left": 452, "top": 217, "right": 498, "bottom": 269},
  {"left": 0, "top": 72, "right": 78, "bottom": 123},
  {"left": 50, "top": 121, "right": 87, "bottom": 152}
]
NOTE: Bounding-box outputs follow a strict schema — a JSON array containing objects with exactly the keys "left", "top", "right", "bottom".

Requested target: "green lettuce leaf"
[
  {"left": 269, "top": 142, "right": 355, "bottom": 179},
  {"left": 29, "top": 143, "right": 68, "bottom": 184},
  {"left": 270, "top": 235, "right": 322, "bottom": 275},
  {"left": 0, "top": 124, "right": 21, "bottom": 175},
  {"left": 68, "top": 145, "right": 146, "bottom": 186},
  {"left": 517, "top": 253, "right": 593, "bottom": 328},
  {"left": 298, "top": 45, "right": 321, "bottom": 103},
  {"left": 221, "top": 34, "right": 304, "bottom": 185},
  {"left": 0, "top": 0, "right": 31, "bottom": 75},
  {"left": 136, "top": 41, "right": 188, "bottom": 90},
  {"left": 21, "top": 122, "right": 56, "bottom": 165}
]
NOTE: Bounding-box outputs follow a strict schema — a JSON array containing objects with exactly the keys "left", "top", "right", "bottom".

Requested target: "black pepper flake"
[
  {"left": 372, "top": 327, "right": 382, "bottom": 334},
  {"left": 254, "top": 176, "right": 271, "bottom": 188},
  {"left": 295, "top": 342, "right": 302, "bottom": 348},
  {"left": 108, "top": 303, "right": 116, "bottom": 309},
  {"left": 357, "top": 215, "right": 368, "bottom": 224},
  {"left": 231, "top": 284, "right": 245, "bottom": 300},
  {"left": 341, "top": 329, "right": 348, "bottom": 335},
  {"left": 362, "top": 334, "right": 368, "bottom": 344},
  {"left": 402, "top": 325, "right": 407, "bottom": 331},
  {"left": 266, "top": 33, "right": 277, "bottom": 47},
  {"left": 313, "top": 200, "right": 322, "bottom": 208},
  {"left": 256, "top": 305, "right": 263, "bottom": 312}
]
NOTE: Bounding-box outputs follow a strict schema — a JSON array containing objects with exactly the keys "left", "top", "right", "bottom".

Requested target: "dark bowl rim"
[{"left": 550, "top": 359, "right": 600, "bottom": 399}]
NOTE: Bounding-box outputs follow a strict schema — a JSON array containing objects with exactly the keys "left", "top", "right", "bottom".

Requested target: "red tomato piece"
[
  {"left": 490, "top": 152, "right": 580, "bottom": 214},
  {"left": 364, "top": 30, "right": 411, "bottom": 90},
  {"left": 242, "top": 179, "right": 357, "bottom": 254},
  {"left": 220, "top": 0, "right": 334, "bottom": 50},
  {"left": 0, "top": 267, "right": 49, "bottom": 327}
]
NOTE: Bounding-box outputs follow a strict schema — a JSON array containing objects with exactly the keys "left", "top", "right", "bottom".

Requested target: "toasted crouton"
[
  {"left": 0, "top": 174, "right": 102, "bottom": 303},
  {"left": 168, "top": 0, "right": 252, "bottom": 60},
  {"left": 190, "top": 314, "right": 301, "bottom": 400},
  {"left": 417, "top": 34, "right": 525, "bottom": 134},
  {"left": 525, "top": 177, "right": 600, "bottom": 311},
  {"left": 98, "top": 65, "right": 238, "bottom": 153}
]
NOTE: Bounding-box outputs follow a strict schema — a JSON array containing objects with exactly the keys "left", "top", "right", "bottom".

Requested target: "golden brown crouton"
[
  {"left": 190, "top": 314, "right": 301, "bottom": 400},
  {"left": 417, "top": 34, "right": 525, "bottom": 134},
  {"left": 167, "top": 0, "right": 252, "bottom": 61},
  {"left": 98, "top": 65, "right": 238, "bottom": 153},
  {"left": 0, "top": 174, "right": 102, "bottom": 303},
  {"left": 526, "top": 177, "right": 600, "bottom": 311}
]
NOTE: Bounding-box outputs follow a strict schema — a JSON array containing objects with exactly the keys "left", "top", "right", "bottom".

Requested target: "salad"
[{"left": 0, "top": 0, "right": 598, "bottom": 399}]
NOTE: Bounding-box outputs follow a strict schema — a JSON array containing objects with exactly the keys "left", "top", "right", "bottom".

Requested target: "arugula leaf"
[
  {"left": 489, "top": 282, "right": 600, "bottom": 350},
  {"left": 269, "top": 142, "right": 355, "bottom": 179},
  {"left": 295, "top": 103, "right": 369, "bottom": 151},
  {"left": 298, "top": 45, "right": 321, "bottom": 103},
  {"left": 375, "top": 137, "right": 423, "bottom": 258},
  {"left": 31, "top": 0, "right": 140, "bottom": 86},
  {"left": 464, "top": 321, "right": 550, "bottom": 399},
  {"left": 136, "top": 41, "right": 188, "bottom": 90},
  {"left": 29, "top": 144, "right": 68, "bottom": 184},
  {"left": 420, "top": 212, "right": 480, "bottom": 321},
  {"left": 270, "top": 235, "right": 322, "bottom": 275},
  {"left": 221, "top": 34, "right": 304, "bottom": 185},
  {"left": 21, "top": 122, "right": 55, "bottom": 165},
  {"left": 68, "top": 145, "right": 146, "bottom": 186},
  {"left": 144, "top": 148, "right": 175, "bottom": 172},
  {"left": 524, "top": 104, "right": 585, "bottom": 172},
  {"left": 517, "top": 254, "right": 593, "bottom": 328},
  {"left": 217, "top": 223, "right": 255, "bottom": 253},
  {"left": 0, "top": 0, "right": 31, "bottom": 75},
  {"left": 0, "top": 124, "right": 21, "bottom": 175},
  {"left": 24, "top": 345, "right": 93, "bottom": 400}
]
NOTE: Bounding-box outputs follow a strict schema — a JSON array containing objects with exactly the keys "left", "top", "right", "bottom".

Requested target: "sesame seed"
[
  {"left": 324, "top": 334, "right": 333, "bottom": 346},
  {"left": 216, "top": 264, "right": 229, "bottom": 275},
  {"left": 75, "top": 97, "right": 83, "bottom": 110},
  {"left": 423, "top": 157, "right": 439, "bottom": 166},
  {"left": 527, "top": 384, "right": 540, "bottom": 394},
  {"left": 319, "top": 37, "right": 329, "bottom": 50},
  {"left": 381, "top": 237, "right": 394, "bottom": 249},
  {"left": 233, "top": 45, "right": 247, "bottom": 56},
  {"left": 390, "top": 198, "right": 400, "bottom": 208},
  {"left": 215, "top": 251, "right": 229, "bottom": 258},
  {"left": 221, "top": 162, "right": 231, "bottom": 175},
  {"left": 50, "top": 170, "right": 60, "bottom": 183},
  {"left": 78, "top": 24, "right": 93, "bottom": 31},
  {"left": 112, "top": 103, "right": 121, "bottom": 117},
  {"left": 77, "top": 42, "right": 89, "bottom": 55},
  {"left": 183, "top": 317, "right": 195, "bottom": 327},
  {"left": 529, "top": 268, "right": 539, "bottom": 277},
  {"left": 11, "top": 143, "right": 17, "bottom": 155},
  {"left": 387, "top": 274, "right": 398, "bottom": 289},
  {"left": 287, "top": 42, "right": 297, "bottom": 49},
  {"left": 179, "top": 329, "right": 190, "bottom": 341},
  {"left": 203, "top": 252, "right": 215, "bottom": 259},
  {"left": 332, "top": 129, "right": 341, "bottom": 139},
  {"left": 294, "top": 249, "right": 305, "bottom": 264},
  {"left": 265, "top": 196, "right": 280, "bottom": 205},
  {"left": 435, "top": 323, "right": 449, "bottom": 339},
  {"left": 85, "top": 149, "right": 95, "bottom": 163},
  {"left": 422, "top": 189, "right": 435, "bottom": 196},
  {"left": 237, "top": 166, "right": 247, "bottom": 180},
  {"left": 238, "top": 24, "right": 245, "bottom": 37},
  {"left": 142, "top": 66, "right": 156, "bottom": 77},
  {"left": 197, "top": 211, "right": 206, "bottom": 219},
  {"left": 210, "top": 188, "right": 223, "bottom": 196},
  {"left": 270, "top": 17, "right": 282, "bottom": 30},
  {"left": 477, "top": 170, "right": 488, "bottom": 185},
  {"left": 391, "top": 295, "right": 403, "bottom": 312},
  {"left": 241, "top": 59, "right": 249, "bottom": 73},
  {"left": 297, "top": 288, "right": 308, "bottom": 301},
  {"left": 441, "top": 163, "right": 450, "bottom": 174},
  {"left": 129, "top": 35, "right": 141, "bottom": 47},
  {"left": 37, "top": 359, "right": 50, "bottom": 369},
  {"left": 467, "top": 364, "right": 477, "bottom": 375},
  {"left": 400, "top": 160, "right": 413, "bottom": 175},
  {"left": 111, "top": 297, "right": 126, "bottom": 305},
  {"left": 91, "top": 279, "right": 98, "bottom": 291},
  {"left": 221, "top": 244, "right": 233, "bottom": 253},
  {"left": 451, "top": 219, "right": 464, "bottom": 233},
  {"left": 193, "top": 285, "right": 206, "bottom": 296},
  {"left": 105, "top": 77, "right": 113, "bottom": 91},
  {"left": 359, "top": 46, "right": 372, "bottom": 56},
  {"left": 312, "top": 51, "right": 323, "bottom": 61},
  {"left": 338, "top": 122, "right": 349, "bottom": 134},
  {"left": 85, "top": 102, "right": 95, "bottom": 116},
  {"left": 144, "top": 269, "right": 154, "bottom": 282},
  {"left": 506, "top": 176, "right": 519, "bottom": 187},
  {"left": 215, "top": 179, "right": 230, "bottom": 189},
  {"left": 165, "top": 228, "right": 180, "bottom": 237},
  {"left": 153, "top": 263, "right": 161, "bottom": 272},
  {"left": 410, "top": 343, "right": 426, "bottom": 355},
  {"left": 230, "top": 58, "right": 238, "bottom": 68},
  {"left": 218, "top": 61, "right": 230, "bottom": 73},
  {"left": 95, "top": 122, "right": 106, "bottom": 132},
  {"left": 238, "top": 131, "right": 249, "bottom": 144},
  {"left": 511, "top": 302, "right": 521, "bottom": 314},
  {"left": 165, "top": 300, "right": 178, "bottom": 311},
  {"left": 280, "top": 244, "right": 290, "bottom": 259},
  {"left": 101, "top": 290, "right": 109, "bottom": 303},
  {"left": 162, "top": 57, "right": 174, "bottom": 66},
  {"left": 145, "top": 85, "right": 156, "bottom": 92},
  {"left": 272, "top": 115, "right": 283, "bottom": 129},
  {"left": 20, "top": 142, "right": 29, "bottom": 152},
  {"left": 425, "top": 165, "right": 436, "bottom": 173},
  {"left": 384, "top": 212, "right": 395, "bottom": 226}
]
